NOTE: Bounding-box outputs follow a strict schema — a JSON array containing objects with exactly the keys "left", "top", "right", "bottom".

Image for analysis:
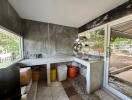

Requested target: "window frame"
[
  {"left": 0, "top": 25, "right": 23, "bottom": 68},
  {"left": 103, "top": 14, "right": 132, "bottom": 100},
  {"left": 78, "top": 14, "right": 132, "bottom": 99}
]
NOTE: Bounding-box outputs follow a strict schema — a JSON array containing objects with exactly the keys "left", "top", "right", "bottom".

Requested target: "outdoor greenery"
[
  {"left": 0, "top": 32, "right": 20, "bottom": 58},
  {"left": 111, "top": 37, "right": 132, "bottom": 45},
  {"left": 95, "top": 29, "right": 104, "bottom": 49},
  {"left": 110, "top": 37, "right": 132, "bottom": 55},
  {"left": 0, "top": 31, "right": 21, "bottom": 68},
  {"left": 88, "top": 28, "right": 104, "bottom": 52}
]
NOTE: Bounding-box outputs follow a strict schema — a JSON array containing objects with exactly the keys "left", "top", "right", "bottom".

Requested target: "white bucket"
[{"left": 57, "top": 65, "right": 67, "bottom": 81}]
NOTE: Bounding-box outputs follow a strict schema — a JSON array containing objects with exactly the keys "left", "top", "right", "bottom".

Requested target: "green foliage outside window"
[
  {"left": 0, "top": 32, "right": 20, "bottom": 59},
  {"left": 0, "top": 30, "right": 22, "bottom": 68},
  {"left": 111, "top": 37, "right": 132, "bottom": 45}
]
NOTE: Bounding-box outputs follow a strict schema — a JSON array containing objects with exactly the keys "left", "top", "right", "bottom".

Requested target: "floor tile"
[
  {"left": 37, "top": 87, "right": 52, "bottom": 97},
  {"left": 95, "top": 89, "right": 121, "bottom": 100},
  {"left": 69, "top": 95, "right": 82, "bottom": 100},
  {"left": 27, "top": 81, "right": 38, "bottom": 100},
  {"left": 53, "top": 95, "right": 69, "bottom": 100},
  {"left": 52, "top": 88, "right": 67, "bottom": 97},
  {"left": 30, "top": 75, "right": 120, "bottom": 100},
  {"left": 36, "top": 81, "right": 69, "bottom": 100},
  {"left": 37, "top": 96, "right": 52, "bottom": 100},
  {"left": 65, "top": 86, "right": 78, "bottom": 97},
  {"left": 62, "top": 80, "right": 73, "bottom": 89},
  {"left": 51, "top": 82, "right": 69, "bottom": 99},
  {"left": 51, "top": 82, "right": 69, "bottom": 100}
]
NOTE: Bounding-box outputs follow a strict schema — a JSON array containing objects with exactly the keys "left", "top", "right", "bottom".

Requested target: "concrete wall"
[
  {"left": 0, "top": 0, "right": 22, "bottom": 35},
  {"left": 22, "top": 19, "right": 78, "bottom": 58}
]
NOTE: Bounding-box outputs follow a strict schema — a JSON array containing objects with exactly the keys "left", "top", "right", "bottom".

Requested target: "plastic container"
[
  {"left": 68, "top": 66, "right": 78, "bottom": 78},
  {"left": 50, "top": 68, "right": 57, "bottom": 81},
  {"left": 57, "top": 65, "right": 67, "bottom": 81}
]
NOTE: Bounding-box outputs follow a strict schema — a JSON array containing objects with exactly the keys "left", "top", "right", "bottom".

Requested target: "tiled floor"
[
  {"left": 36, "top": 81, "right": 69, "bottom": 100},
  {"left": 27, "top": 81, "right": 38, "bottom": 100},
  {"left": 64, "top": 75, "right": 100, "bottom": 100},
  {"left": 66, "top": 75, "right": 121, "bottom": 100},
  {"left": 28, "top": 75, "right": 121, "bottom": 100},
  {"left": 62, "top": 80, "right": 82, "bottom": 100}
]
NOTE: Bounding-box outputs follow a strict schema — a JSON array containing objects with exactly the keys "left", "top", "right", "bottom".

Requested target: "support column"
[
  {"left": 47, "top": 63, "right": 51, "bottom": 85},
  {"left": 86, "top": 64, "right": 90, "bottom": 94}
]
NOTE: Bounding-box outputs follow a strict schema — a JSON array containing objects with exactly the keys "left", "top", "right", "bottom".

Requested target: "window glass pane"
[
  {"left": 0, "top": 28, "right": 22, "bottom": 68},
  {"left": 108, "top": 20, "right": 132, "bottom": 98}
]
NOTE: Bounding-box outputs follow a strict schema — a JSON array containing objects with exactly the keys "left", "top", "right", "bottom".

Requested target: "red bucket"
[{"left": 68, "top": 66, "right": 78, "bottom": 78}]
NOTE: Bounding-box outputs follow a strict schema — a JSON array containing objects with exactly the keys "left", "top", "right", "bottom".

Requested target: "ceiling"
[{"left": 8, "top": 0, "right": 128, "bottom": 28}]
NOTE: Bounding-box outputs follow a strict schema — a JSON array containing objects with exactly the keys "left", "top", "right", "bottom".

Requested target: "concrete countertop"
[
  {"left": 19, "top": 54, "right": 99, "bottom": 66},
  {"left": 19, "top": 54, "right": 103, "bottom": 88}
]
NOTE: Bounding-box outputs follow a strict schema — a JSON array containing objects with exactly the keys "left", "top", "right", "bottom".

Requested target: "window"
[{"left": 0, "top": 27, "right": 23, "bottom": 68}]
